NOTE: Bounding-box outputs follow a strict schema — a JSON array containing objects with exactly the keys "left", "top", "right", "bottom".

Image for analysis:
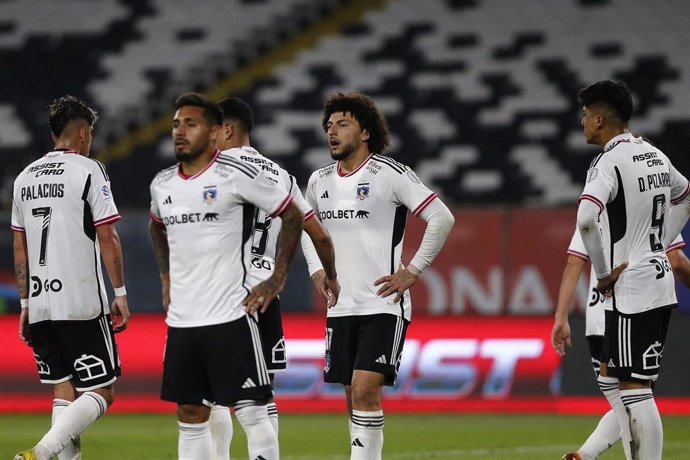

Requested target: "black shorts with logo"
[
  {"left": 29, "top": 314, "right": 121, "bottom": 392},
  {"left": 258, "top": 298, "right": 286, "bottom": 374},
  {"left": 161, "top": 315, "right": 273, "bottom": 406},
  {"left": 586, "top": 335, "right": 604, "bottom": 376},
  {"left": 603, "top": 306, "right": 673, "bottom": 383},
  {"left": 324, "top": 313, "right": 409, "bottom": 386}
]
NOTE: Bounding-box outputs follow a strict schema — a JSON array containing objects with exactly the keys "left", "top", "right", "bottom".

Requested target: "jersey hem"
[{"left": 94, "top": 214, "right": 122, "bottom": 227}]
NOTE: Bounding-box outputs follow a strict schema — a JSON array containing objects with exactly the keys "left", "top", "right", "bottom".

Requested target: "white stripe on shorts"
[{"left": 246, "top": 315, "right": 270, "bottom": 386}]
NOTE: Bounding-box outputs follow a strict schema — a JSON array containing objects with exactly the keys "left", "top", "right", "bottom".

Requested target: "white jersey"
[
  {"left": 579, "top": 133, "right": 690, "bottom": 314},
  {"left": 568, "top": 226, "right": 685, "bottom": 336},
  {"left": 149, "top": 149, "right": 293, "bottom": 328},
  {"left": 235, "top": 147, "right": 315, "bottom": 286},
  {"left": 11, "top": 150, "right": 121, "bottom": 323},
  {"left": 306, "top": 153, "right": 438, "bottom": 321}
]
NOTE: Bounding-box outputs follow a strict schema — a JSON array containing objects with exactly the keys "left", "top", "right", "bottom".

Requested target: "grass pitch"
[{"left": 2, "top": 412, "right": 690, "bottom": 459}]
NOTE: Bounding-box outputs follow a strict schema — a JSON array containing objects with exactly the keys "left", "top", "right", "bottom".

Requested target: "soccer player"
[
  {"left": 206, "top": 97, "right": 340, "bottom": 460},
  {"left": 12, "top": 95, "right": 130, "bottom": 460},
  {"left": 553, "top": 229, "right": 690, "bottom": 460},
  {"left": 149, "top": 92, "right": 303, "bottom": 460},
  {"left": 575, "top": 80, "right": 690, "bottom": 460},
  {"left": 302, "top": 92, "right": 455, "bottom": 459}
]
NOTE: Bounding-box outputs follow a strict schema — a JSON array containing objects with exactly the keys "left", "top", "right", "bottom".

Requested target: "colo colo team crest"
[
  {"left": 203, "top": 185, "right": 217, "bottom": 204},
  {"left": 357, "top": 183, "right": 370, "bottom": 200}
]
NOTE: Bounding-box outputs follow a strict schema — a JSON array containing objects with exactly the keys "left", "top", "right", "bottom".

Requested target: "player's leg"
[
  {"left": 51, "top": 382, "right": 81, "bottom": 460},
  {"left": 258, "top": 298, "right": 286, "bottom": 435},
  {"left": 323, "top": 316, "right": 357, "bottom": 454},
  {"left": 213, "top": 316, "right": 277, "bottom": 460},
  {"left": 617, "top": 308, "right": 670, "bottom": 460},
  {"left": 570, "top": 336, "right": 620, "bottom": 460},
  {"left": 349, "top": 314, "right": 408, "bottom": 460},
  {"left": 209, "top": 405, "right": 232, "bottom": 460},
  {"left": 16, "top": 317, "right": 119, "bottom": 460},
  {"left": 161, "top": 325, "right": 213, "bottom": 459}
]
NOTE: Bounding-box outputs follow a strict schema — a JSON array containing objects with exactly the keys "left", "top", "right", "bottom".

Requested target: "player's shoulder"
[
  {"left": 310, "top": 161, "right": 338, "bottom": 183},
  {"left": 370, "top": 154, "right": 411, "bottom": 175},
  {"left": 216, "top": 147, "right": 262, "bottom": 179},
  {"left": 152, "top": 163, "right": 179, "bottom": 186}
]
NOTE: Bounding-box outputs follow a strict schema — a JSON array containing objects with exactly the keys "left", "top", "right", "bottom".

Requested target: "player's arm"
[
  {"left": 551, "top": 254, "right": 586, "bottom": 356},
  {"left": 662, "top": 164, "right": 690, "bottom": 248},
  {"left": 303, "top": 215, "right": 340, "bottom": 308},
  {"left": 148, "top": 221, "right": 170, "bottom": 311},
  {"left": 668, "top": 248, "right": 690, "bottom": 287},
  {"left": 244, "top": 202, "right": 304, "bottom": 314},
  {"left": 13, "top": 231, "right": 31, "bottom": 345},
  {"left": 375, "top": 197, "right": 455, "bottom": 303},
  {"left": 96, "top": 223, "right": 130, "bottom": 332}
]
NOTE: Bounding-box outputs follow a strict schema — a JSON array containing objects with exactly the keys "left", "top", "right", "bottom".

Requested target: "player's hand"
[
  {"left": 596, "top": 262, "right": 628, "bottom": 298},
  {"left": 244, "top": 274, "right": 284, "bottom": 314},
  {"left": 311, "top": 270, "right": 340, "bottom": 309},
  {"left": 161, "top": 272, "right": 171, "bottom": 312},
  {"left": 111, "top": 295, "right": 130, "bottom": 333},
  {"left": 18, "top": 307, "right": 31, "bottom": 346},
  {"left": 551, "top": 319, "right": 572, "bottom": 356},
  {"left": 374, "top": 266, "right": 419, "bottom": 304}
]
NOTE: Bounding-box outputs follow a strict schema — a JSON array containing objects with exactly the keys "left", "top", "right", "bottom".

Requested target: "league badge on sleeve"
[
  {"left": 101, "top": 184, "right": 113, "bottom": 202},
  {"left": 202, "top": 185, "right": 217, "bottom": 204},
  {"left": 587, "top": 168, "right": 598, "bottom": 183},
  {"left": 356, "top": 183, "right": 370, "bottom": 200}
]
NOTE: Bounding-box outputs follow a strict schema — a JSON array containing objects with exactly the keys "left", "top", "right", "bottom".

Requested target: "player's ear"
[{"left": 361, "top": 128, "right": 370, "bottom": 142}]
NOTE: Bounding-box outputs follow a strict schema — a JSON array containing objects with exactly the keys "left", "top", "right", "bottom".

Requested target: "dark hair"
[
  {"left": 174, "top": 92, "right": 223, "bottom": 126},
  {"left": 577, "top": 80, "right": 633, "bottom": 123},
  {"left": 217, "top": 97, "right": 254, "bottom": 134},
  {"left": 322, "top": 92, "right": 390, "bottom": 154},
  {"left": 48, "top": 95, "right": 98, "bottom": 137}
]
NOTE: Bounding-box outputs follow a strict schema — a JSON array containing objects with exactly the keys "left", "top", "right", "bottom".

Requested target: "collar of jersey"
[
  {"left": 603, "top": 133, "right": 632, "bottom": 152},
  {"left": 45, "top": 149, "right": 77, "bottom": 156},
  {"left": 337, "top": 153, "right": 374, "bottom": 177},
  {"left": 178, "top": 149, "right": 220, "bottom": 180}
]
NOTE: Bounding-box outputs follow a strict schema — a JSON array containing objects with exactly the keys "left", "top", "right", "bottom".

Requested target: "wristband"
[
  {"left": 20, "top": 298, "right": 28, "bottom": 308},
  {"left": 114, "top": 286, "right": 127, "bottom": 296}
]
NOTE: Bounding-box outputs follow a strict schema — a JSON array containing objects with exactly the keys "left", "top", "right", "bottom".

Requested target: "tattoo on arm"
[
  {"left": 149, "top": 224, "right": 170, "bottom": 274},
  {"left": 13, "top": 233, "right": 29, "bottom": 299}
]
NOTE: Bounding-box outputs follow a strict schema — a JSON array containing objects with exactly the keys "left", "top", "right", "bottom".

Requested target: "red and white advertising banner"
[{"left": 3, "top": 314, "right": 690, "bottom": 413}]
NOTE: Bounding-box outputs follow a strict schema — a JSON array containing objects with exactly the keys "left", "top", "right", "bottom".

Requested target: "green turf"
[{"left": 2, "top": 413, "right": 690, "bottom": 459}]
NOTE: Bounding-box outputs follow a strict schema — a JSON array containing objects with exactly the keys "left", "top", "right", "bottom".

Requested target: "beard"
[
  {"left": 330, "top": 141, "right": 357, "bottom": 161},
  {"left": 175, "top": 141, "right": 207, "bottom": 162}
]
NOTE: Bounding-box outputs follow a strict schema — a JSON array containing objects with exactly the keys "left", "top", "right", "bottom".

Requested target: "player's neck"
[
  {"left": 339, "top": 149, "right": 371, "bottom": 174},
  {"left": 181, "top": 148, "right": 217, "bottom": 176},
  {"left": 598, "top": 127, "right": 630, "bottom": 148},
  {"left": 53, "top": 138, "right": 81, "bottom": 155}
]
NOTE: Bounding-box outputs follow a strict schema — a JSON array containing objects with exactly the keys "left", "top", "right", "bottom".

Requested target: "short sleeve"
[
  {"left": 579, "top": 156, "right": 616, "bottom": 213},
  {"left": 391, "top": 167, "right": 437, "bottom": 217},
  {"left": 287, "top": 175, "right": 315, "bottom": 220},
  {"left": 304, "top": 171, "right": 319, "bottom": 210},
  {"left": 667, "top": 234, "right": 686, "bottom": 252},
  {"left": 237, "top": 168, "right": 293, "bottom": 217},
  {"left": 669, "top": 162, "right": 690, "bottom": 205},
  {"left": 567, "top": 227, "right": 588, "bottom": 260},
  {"left": 88, "top": 162, "right": 121, "bottom": 227},
  {"left": 10, "top": 187, "right": 24, "bottom": 232},
  {"left": 149, "top": 179, "right": 164, "bottom": 227}
]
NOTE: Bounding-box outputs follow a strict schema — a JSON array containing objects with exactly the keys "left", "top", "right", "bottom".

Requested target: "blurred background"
[{"left": 2, "top": 0, "right": 690, "bottom": 414}]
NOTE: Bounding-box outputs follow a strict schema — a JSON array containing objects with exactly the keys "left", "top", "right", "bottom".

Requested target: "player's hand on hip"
[
  {"left": 551, "top": 320, "right": 572, "bottom": 356},
  {"left": 111, "top": 295, "right": 130, "bottom": 333},
  {"left": 374, "top": 266, "right": 419, "bottom": 304},
  {"left": 244, "top": 274, "right": 284, "bottom": 314},
  {"left": 596, "top": 262, "right": 628, "bottom": 298},
  {"left": 18, "top": 307, "right": 31, "bottom": 346}
]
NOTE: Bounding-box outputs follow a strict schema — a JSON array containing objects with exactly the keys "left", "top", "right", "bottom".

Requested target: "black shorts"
[
  {"left": 161, "top": 315, "right": 273, "bottom": 406},
  {"left": 603, "top": 307, "right": 672, "bottom": 383},
  {"left": 29, "top": 315, "right": 121, "bottom": 392},
  {"left": 586, "top": 335, "right": 604, "bottom": 377},
  {"left": 258, "top": 298, "right": 286, "bottom": 374},
  {"left": 324, "top": 314, "right": 408, "bottom": 386}
]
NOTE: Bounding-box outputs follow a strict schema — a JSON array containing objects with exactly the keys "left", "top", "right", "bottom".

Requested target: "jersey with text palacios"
[
  {"left": 306, "top": 154, "right": 438, "bottom": 321},
  {"left": 149, "top": 149, "right": 293, "bottom": 327},
  {"left": 232, "top": 147, "right": 315, "bottom": 286},
  {"left": 11, "top": 150, "right": 121, "bottom": 323},
  {"left": 579, "top": 133, "right": 690, "bottom": 314}
]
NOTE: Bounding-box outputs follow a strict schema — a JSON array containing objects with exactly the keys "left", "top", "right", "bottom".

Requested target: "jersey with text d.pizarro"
[
  {"left": 149, "top": 150, "right": 293, "bottom": 327},
  {"left": 11, "top": 150, "right": 121, "bottom": 323},
  {"left": 305, "top": 154, "right": 438, "bottom": 321},
  {"left": 579, "top": 133, "right": 690, "bottom": 314}
]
